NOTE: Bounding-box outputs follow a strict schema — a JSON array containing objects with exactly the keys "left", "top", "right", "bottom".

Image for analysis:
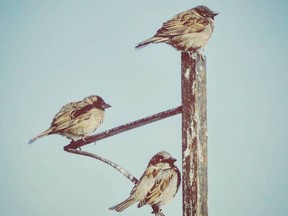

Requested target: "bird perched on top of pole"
[
  {"left": 136, "top": 5, "right": 218, "bottom": 55},
  {"left": 29, "top": 95, "right": 111, "bottom": 144}
]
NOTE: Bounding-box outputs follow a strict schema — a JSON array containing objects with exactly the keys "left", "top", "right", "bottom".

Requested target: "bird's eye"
[{"left": 154, "top": 155, "right": 164, "bottom": 162}]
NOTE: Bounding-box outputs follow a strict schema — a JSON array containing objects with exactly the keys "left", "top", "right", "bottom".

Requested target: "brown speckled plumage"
[
  {"left": 109, "top": 151, "right": 181, "bottom": 215},
  {"left": 29, "top": 95, "right": 111, "bottom": 144},
  {"left": 136, "top": 5, "right": 218, "bottom": 52}
]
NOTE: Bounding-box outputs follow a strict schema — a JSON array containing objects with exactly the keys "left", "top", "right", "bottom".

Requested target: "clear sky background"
[{"left": 1, "top": 0, "right": 288, "bottom": 216}]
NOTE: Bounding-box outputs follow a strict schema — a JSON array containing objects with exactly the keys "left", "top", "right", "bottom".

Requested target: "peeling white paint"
[
  {"left": 192, "top": 127, "right": 197, "bottom": 139},
  {"left": 185, "top": 68, "right": 190, "bottom": 79},
  {"left": 192, "top": 81, "right": 197, "bottom": 94},
  {"left": 198, "top": 144, "right": 204, "bottom": 162},
  {"left": 184, "top": 146, "right": 190, "bottom": 158}
]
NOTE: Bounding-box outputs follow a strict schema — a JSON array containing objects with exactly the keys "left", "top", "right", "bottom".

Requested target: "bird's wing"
[
  {"left": 137, "top": 169, "right": 172, "bottom": 207},
  {"left": 51, "top": 101, "right": 93, "bottom": 130},
  {"left": 51, "top": 102, "right": 77, "bottom": 126},
  {"left": 130, "top": 166, "right": 160, "bottom": 196},
  {"left": 155, "top": 10, "right": 209, "bottom": 37},
  {"left": 52, "top": 114, "right": 91, "bottom": 132}
]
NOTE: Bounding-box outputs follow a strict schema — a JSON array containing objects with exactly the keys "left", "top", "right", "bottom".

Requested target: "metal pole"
[{"left": 181, "top": 52, "right": 208, "bottom": 216}]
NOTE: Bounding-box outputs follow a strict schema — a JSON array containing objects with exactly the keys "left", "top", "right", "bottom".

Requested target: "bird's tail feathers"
[
  {"left": 109, "top": 197, "right": 137, "bottom": 212},
  {"left": 28, "top": 128, "right": 53, "bottom": 144},
  {"left": 135, "top": 37, "right": 169, "bottom": 49}
]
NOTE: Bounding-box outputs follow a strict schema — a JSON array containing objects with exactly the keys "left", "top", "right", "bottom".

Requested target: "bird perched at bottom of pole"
[
  {"left": 28, "top": 95, "right": 111, "bottom": 144},
  {"left": 136, "top": 5, "right": 218, "bottom": 55},
  {"left": 109, "top": 151, "right": 181, "bottom": 216}
]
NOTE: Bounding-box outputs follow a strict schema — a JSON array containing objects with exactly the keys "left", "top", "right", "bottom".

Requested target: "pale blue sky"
[{"left": 1, "top": 0, "right": 288, "bottom": 216}]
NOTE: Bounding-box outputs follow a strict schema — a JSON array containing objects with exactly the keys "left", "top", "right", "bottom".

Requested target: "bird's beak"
[
  {"left": 102, "top": 103, "right": 111, "bottom": 109},
  {"left": 213, "top": 12, "right": 219, "bottom": 17},
  {"left": 169, "top": 157, "right": 177, "bottom": 163}
]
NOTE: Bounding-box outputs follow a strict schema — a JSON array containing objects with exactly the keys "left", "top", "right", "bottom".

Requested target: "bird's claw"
[
  {"left": 151, "top": 208, "right": 164, "bottom": 216},
  {"left": 82, "top": 136, "right": 88, "bottom": 142},
  {"left": 196, "top": 50, "right": 205, "bottom": 61}
]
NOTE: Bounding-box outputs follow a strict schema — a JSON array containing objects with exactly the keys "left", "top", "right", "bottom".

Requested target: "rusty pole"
[{"left": 181, "top": 52, "right": 208, "bottom": 216}]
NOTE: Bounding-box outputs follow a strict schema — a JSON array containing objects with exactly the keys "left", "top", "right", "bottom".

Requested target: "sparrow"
[
  {"left": 28, "top": 95, "right": 111, "bottom": 144},
  {"left": 136, "top": 5, "right": 218, "bottom": 54},
  {"left": 109, "top": 151, "right": 181, "bottom": 216}
]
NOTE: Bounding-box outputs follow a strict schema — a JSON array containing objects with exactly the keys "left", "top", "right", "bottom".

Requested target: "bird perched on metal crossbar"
[
  {"left": 28, "top": 95, "right": 111, "bottom": 144},
  {"left": 136, "top": 5, "right": 218, "bottom": 55},
  {"left": 109, "top": 151, "right": 181, "bottom": 216}
]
